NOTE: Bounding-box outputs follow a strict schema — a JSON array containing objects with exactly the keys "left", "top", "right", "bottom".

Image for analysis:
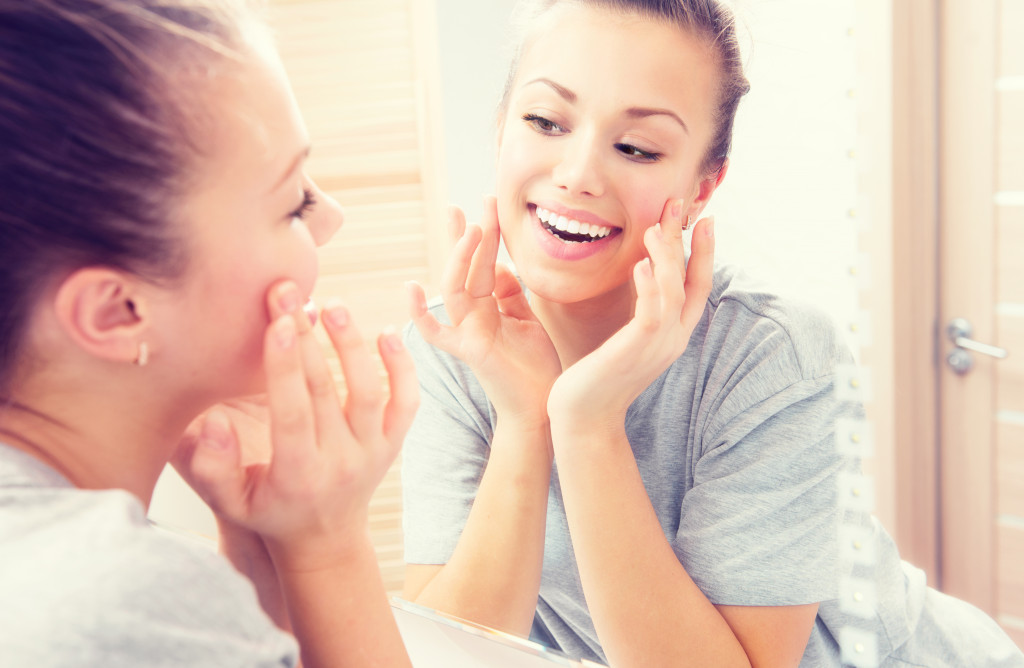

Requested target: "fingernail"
[
  {"left": 671, "top": 200, "right": 683, "bottom": 219},
  {"left": 381, "top": 325, "right": 403, "bottom": 353},
  {"left": 707, "top": 216, "right": 716, "bottom": 238},
  {"left": 324, "top": 300, "right": 349, "bottom": 328},
  {"left": 201, "top": 410, "right": 231, "bottom": 449},
  {"left": 654, "top": 223, "right": 665, "bottom": 240},
  {"left": 274, "top": 315, "right": 296, "bottom": 349},
  {"left": 277, "top": 283, "right": 301, "bottom": 313}
]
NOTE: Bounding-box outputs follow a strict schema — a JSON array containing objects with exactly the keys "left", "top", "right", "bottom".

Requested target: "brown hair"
[
  {"left": 499, "top": 0, "right": 750, "bottom": 176},
  {"left": 0, "top": 0, "right": 257, "bottom": 390}
]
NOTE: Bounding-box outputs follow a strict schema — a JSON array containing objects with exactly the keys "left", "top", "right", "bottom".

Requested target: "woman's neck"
[
  {"left": 532, "top": 281, "right": 636, "bottom": 369},
  {"left": 0, "top": 370, "right": 197, "bottom": 507}
]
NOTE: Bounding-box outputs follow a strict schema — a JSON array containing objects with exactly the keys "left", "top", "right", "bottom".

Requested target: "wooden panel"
[
  {"left": 998, "top": 422, "right": 1024, "bottom": 519},
  {"left": 996, "top": 316, "right": 1024, "bottom": 414},
  {"left": 998, "top": 525, "right": 1024, "bottom": 618},
  {"left": 891, "top": 0, "right": 940, "bottom": 583},
  {"left": 998, "top": 207, "right": 1024, "bottom": 305},
  {"left": 996, "top": 92, "right": 1024, "bottom": 192},
  {"left": 939, "top": 0, "right": 998, "bottom": 611},
  {"left": 999, "top": 0, "right": 1024, "bottom": 76}
]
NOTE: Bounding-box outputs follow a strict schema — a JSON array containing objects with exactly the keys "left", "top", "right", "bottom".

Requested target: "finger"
[
  {"left": 264, "top": 314, "right": 317, "bottom": 483},
  {"left": 440, "top": 223, "right": 483, "bottom": 306},
  {"left": 657, "top": 198, "right": 687, "bottom": 270},
  {"left": 405, "top": 281, "right": 464, "bottom": 358},
  {"left": 377, "top": 328, "right": 420, "bottom": 449},
  {"left": 268, "top": 282, "right": 345, "bottom": 452},
  {"left": 494, "top": 263, "right": 536, "bottom": 322},
  {"left": 177, "top": 409, "right": 249, "bottom": 519},
  {"left": 465, "top": 196, "right": 499, "bottom": 298},
  {"left": 448, "top": 205, "right": 467, "bottom": 247},
  {"left": 644, "top": 224, "right": 684, "bottom": 315},
  {"left": 631, "top": 257, "right": 660, "bottom": 334},
  {"left": 321, "top": 301, "right": 385, "bottom": 443},
  {"left": 681, "top": 216, "right": 716, "bottom": 329}
]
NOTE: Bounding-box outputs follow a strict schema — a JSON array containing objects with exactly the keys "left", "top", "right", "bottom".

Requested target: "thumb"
[{"left": 181, "top": 409, "right": 248, "bottom": 519}]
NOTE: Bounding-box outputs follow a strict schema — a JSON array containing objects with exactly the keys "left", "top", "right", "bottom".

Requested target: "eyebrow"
[
  {"left": 524, "top": 78, "right": 689, "bottom": 135},
  {"left": 625, "top": 107, "right": 689, "bottom": 135},
  {"left": 270, "top": 145, "right": 311, "bottom": 193}
]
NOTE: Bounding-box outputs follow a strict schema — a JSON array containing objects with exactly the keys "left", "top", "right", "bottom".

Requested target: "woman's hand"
[
  {"left": 172, "top": 280, "right": 419, "bottom": 572},
  {"left": 548, "top": 200, "right": 715, "bottom": 427},
  {"left": 407, "top": 197, "right": 561, "bottom": 429}
]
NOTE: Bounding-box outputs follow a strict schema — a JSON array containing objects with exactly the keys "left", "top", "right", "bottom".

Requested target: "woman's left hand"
[{"left": 547, "top": 200, "right": 715, "bottom": 426}]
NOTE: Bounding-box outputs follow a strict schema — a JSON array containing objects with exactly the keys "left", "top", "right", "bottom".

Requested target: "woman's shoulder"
[
  {"left": 702, "top": 263, "right": 849, "bottom": 382},
  {"left": 0, "top": 448, "right": 295, "bottom": 662}
]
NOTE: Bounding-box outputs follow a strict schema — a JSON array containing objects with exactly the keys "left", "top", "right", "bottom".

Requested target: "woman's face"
[
  {"left": 157, "top": 41, "right": 343, "bottom": 400},
  {"left": 496, "top": 4, "right": 722, "bottom": 306}
]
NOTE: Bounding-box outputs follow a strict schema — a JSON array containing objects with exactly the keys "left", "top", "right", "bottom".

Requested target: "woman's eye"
[
  {"left": 615, "top": 143, "right": 661, "bottom": 163},
  {"left": 289, "top": 188, "right": 317, "bottom": 222},
  {"left": 522, "top": 113, "right": 566, "bottom": 135}
]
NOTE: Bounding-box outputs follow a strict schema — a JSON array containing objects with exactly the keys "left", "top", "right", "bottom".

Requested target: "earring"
[
  {"left": 682, "top": 215, "right": 693, "bottom": 231},
  {"left": 134, "top": 342, "right": 149, "bottom": 367}
]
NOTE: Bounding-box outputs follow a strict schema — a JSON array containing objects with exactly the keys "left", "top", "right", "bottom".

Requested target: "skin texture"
[
  {"left": 406, "top": 5, "right": 819, "bottom": 667},
  {"left": 2, "top": 38, "right": 416, "bottom": 668}
]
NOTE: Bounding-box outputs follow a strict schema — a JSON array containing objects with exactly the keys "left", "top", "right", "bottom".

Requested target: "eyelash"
[
  {"left": 289, "top": 188, "right": 317, "bottom": 221},
  {"left": 521, "top": 113, "right": 662, "bottom": 163}
]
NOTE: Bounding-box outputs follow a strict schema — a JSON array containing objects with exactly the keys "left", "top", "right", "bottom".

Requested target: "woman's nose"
[
  {"left": 308, "top": 183, "right": 344, "bottom": 247},
  {"left": 551, "top": 133, "right": 605, "bottom": 198}
]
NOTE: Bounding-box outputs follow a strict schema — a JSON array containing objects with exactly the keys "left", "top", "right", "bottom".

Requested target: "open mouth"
[{"left": 536, "top": 206, "right": 617, "bottom": 243}]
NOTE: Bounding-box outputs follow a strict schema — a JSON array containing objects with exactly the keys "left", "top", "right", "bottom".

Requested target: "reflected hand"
[
  {"left": 407, "top": 197, "right": 561, "bottom": 428},
  {"left": 548, "top": 200, "right": 715, "bottom": 426}
]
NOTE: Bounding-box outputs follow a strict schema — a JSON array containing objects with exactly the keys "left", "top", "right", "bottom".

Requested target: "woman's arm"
[
  {"left": 547, "top": 210, "right": 818, "bottom": 667},
  {"left": 403, "top": 199, "right": 562, "bottom": 636},
  {"left": 549, "top": 416, "right": 817, "bottom": 668},
  {"left": 174, "top": 279, "right": 418, "bottom": 668},
  {"left": 404, "top": 418, "right": 552, "bottom": 636}
]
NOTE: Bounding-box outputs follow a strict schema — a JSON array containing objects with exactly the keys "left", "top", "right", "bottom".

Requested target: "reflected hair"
[
  {"left": 499, "top": 0, "right": 750, "bottom": 176},
  {"left": 0, "top": 0, "right": 261, "bottom": 391}
]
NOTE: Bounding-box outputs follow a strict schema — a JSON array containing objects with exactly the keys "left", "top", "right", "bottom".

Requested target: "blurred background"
[{"left": 147, "top": 0, "right": 1023, "bottom": 650}]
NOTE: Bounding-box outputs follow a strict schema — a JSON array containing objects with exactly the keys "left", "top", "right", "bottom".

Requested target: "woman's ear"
[
  {"left": 685, "top": 158, "right": 730, "bottom": 223},
  {"left": 53, "top": 268, "right": 151, "bottom": 365}
]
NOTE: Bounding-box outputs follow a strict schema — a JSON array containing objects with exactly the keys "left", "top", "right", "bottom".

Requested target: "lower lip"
[{"left": 531, "top": 210, "right": 617, "bottom": 261}]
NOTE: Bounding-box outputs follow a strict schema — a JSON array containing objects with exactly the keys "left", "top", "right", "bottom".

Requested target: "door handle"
[{"left": 946, "top": 317, "right": 1009, "bottom": 374}]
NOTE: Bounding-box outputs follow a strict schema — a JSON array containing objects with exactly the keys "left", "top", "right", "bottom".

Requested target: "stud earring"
[{"left": 134, "top": 342, "right": 149, "bottom": 367}]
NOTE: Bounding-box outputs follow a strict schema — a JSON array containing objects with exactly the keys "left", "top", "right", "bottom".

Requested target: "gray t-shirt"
[
  {"left": 0, "top": 442, "right": 298, "bottom": 667},
  {"left": 402, "top": 264, "right": 1024, "bottom": 667}
]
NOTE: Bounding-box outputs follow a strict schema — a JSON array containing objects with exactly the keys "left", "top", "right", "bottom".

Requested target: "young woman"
[
  {"left": 401, "top": 1, "right": 1024, "bottom": 666},
  {"left": 0, "top": 1, "right": 415, "bottom": 665}
]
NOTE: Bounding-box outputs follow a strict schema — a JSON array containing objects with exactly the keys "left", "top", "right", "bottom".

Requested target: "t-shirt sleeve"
[
  {"left": 401, "top": 310, "right": 495, "bottom": 565},
  {"left": 674, "top": 303, "right": 856, "bottom": 607}
]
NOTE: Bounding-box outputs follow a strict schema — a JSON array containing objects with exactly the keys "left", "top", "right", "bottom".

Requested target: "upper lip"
[{"left": 531, "top": 202, "right": 620, "bottom": 230}]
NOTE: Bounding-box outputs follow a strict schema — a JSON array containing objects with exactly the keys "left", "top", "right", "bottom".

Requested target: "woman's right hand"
[
  {"left": 173, "top": 280, "right": 419, "bottom": 572},
  {"left": 406, "top": 197, "right": 561, "bottom": 428}
]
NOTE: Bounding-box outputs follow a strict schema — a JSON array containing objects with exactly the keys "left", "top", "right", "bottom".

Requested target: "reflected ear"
[
  {"left": 686, "top": 158, "right": 730, "bottom": 223},
  {"left": 53, "top": 268, "right": 150, "bottom": 364}
]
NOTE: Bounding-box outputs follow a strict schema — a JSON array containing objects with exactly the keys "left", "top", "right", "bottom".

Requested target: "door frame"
[{"left": 891, "top": 0, "right": 1000, "bottom": 611}]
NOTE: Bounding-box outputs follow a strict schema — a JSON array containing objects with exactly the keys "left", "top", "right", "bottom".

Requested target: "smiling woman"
[
  {"left": 0, "top": 1, "right": 417, "bottom": 665},
  {"left": 398, "top": 1, "right": 1024, "bottom": 666}
]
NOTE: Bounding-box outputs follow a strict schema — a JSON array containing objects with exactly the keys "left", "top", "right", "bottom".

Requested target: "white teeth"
[{"left": 535, "top": 207, "right": 613, "bottom": 240}]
